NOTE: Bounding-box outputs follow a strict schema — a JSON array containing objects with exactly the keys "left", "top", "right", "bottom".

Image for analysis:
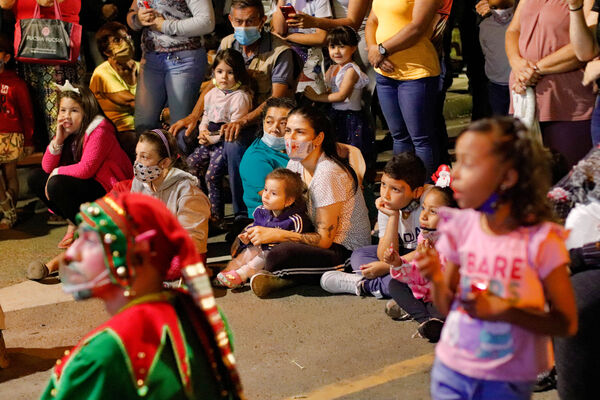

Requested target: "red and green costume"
[{"left": 41, "top": 193, "right": 243, "bottom": 399}]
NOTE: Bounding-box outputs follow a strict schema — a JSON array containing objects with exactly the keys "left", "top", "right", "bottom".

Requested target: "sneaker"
[
  {"left": 320, "top": 271, "right": 363, "bottom": 296},
  {"left": 26, "top": 261, "right": 49, "bottom": 280},
  {"left": 417, "top": 318, "right": 444, "bottom": 343},
  {"left": 250, "top": 272, "right": 293, "bottom": 298},
  {"left": 385, "top": 299, "right": 411, "bottom": 321}
]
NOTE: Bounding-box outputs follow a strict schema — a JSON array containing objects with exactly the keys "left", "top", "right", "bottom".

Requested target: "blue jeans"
[
  {"left": 591, "top": 95, "right": 600, "bottom": 146},
  {"left": 375, "top": 73, "right": 439, "bottom": 176},
  {"left": 487, "top": 82, "right": 510, "bottom": 117},
  {"left": 430, "top": 359, "right": 534, "bottom": 400},
  {"left": 224, "top": 128, "right": 256, "bottom": 218},
  {"left": 135, "top": 49, "right": 207, "bottom": 145},
  {"left": 350, "top": 245, "right": 392, "bottom": 299}
]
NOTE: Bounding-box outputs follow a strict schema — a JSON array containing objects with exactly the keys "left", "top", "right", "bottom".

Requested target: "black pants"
[
  {"left": 554, "top": 269, "right": 600, "bottom": 399},
  {"left": 28, "top": 168, "right": 106, "bottom": 223},
  {"left": 388, "top": 279, "right": 444, "bottom": 324},
  {"left": 265, "top": 242, "right": 352, "bottom": 284}
]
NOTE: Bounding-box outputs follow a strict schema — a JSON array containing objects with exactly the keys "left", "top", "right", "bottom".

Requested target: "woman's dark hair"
[
  {"left": 212, "top": 49, "right": 252, "bottom": 95},
  {"left": 96, "top": 21, "right": 130, "bottom": 59},
  {"left": 266, "top": 168, "right": 307, "bottom": 209},
  {"left": 58, "top": 84, "right": 111, "bottom": 162},
  {"left": 326, "top": 26, "right": 359, "bottom": 47},
  {"left": 459, "top": 117, "right": 555, "bottom": 225},
  {"left": 261, "top": 96, "right": 296, "bottom": 120},
  {"left": 138, "top": 129, "right": 187, "bottom": 170},
  {"left": 427, "top": 186, "right": 458, "bottom": 209},
  {"left": 287, "top": 105, "right": 359, "bottom": 193}
]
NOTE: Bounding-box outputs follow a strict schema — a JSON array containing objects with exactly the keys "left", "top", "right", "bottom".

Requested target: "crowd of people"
[{"left": 0, "top": 0, "right": 599, "bottom": 399}]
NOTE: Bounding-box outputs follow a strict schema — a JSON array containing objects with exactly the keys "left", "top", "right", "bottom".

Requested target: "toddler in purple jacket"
[{"left": 217, "top": 168, "right": 312, "bottom": 288}]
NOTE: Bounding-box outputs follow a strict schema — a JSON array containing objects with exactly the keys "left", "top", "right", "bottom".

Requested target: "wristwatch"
[{"left": 378, "top": 43, "right": 388, "bottom": 57}]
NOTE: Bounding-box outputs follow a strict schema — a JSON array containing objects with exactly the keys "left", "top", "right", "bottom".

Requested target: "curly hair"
[{"left": 460, "top": 117, "right": 556, "bottom": 225}]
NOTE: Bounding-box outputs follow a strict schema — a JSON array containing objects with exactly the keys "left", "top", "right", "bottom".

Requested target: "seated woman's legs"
[
  {"left": 264, "top": 242, "right": 351, "bottom": 284},
  {"left": 46, "top": 175, "right": 106, "bottom": 222}
]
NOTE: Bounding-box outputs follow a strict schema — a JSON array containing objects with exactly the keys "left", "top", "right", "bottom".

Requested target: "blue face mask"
[
  {"left": 261, "top": 132, "right": 286, "bottom": 151},
  {"left": 234, "top": 26, "right": 261, "bottom": 46}
]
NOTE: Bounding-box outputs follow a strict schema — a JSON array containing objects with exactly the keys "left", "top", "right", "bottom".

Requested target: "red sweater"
[
  {"left": 42, "top": 117, "right": 133, "bottom": 191},
  {"left": 14, "top": 0, "right": 80, "bottom": 24},
  {"left": 0, "top": 69, "right": 34, "bottom": 146}
]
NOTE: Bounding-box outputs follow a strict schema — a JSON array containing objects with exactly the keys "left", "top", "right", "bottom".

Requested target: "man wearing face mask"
[
  {"left": 239, "top": 97, "right": 296, "bottom": 217},
  {"left": 40, "top": 193, "right": 243, "bottom": 399},
  {"left": 170, "top": 0, "right": 299, "bottom": 221},
  {"left": 90, "top": 21, "right": 139, "bottom": 161}
]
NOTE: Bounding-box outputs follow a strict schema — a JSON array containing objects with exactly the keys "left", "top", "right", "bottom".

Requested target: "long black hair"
[{"left": 288, "top": 105, "right": 359, "bottom": 193}]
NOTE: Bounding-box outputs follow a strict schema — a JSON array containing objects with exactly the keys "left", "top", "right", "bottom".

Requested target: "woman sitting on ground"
[
  {"left": 244, "top": 105, "right": 371, "bottom": 297},
  {"left": 27, "top": 129, "right": 210, "bottom": 280}
]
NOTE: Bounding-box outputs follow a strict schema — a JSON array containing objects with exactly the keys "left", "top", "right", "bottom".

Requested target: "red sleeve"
[
  {"left": 15, "top": 80, "right": 34, "bottom": 146},
  {"left": 109, "top": 179, "right": 133, "bottom": 196},
  {"left": 57, "top": 123, "right": 114, "bottom": 179}
]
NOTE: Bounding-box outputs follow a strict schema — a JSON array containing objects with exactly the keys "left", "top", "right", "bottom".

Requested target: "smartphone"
[
  {"left": 143, "top": 1, "right": 151, "bottom": 9},
  {"left": 280, "top": 4, "right": 296, "bottom": 20}
]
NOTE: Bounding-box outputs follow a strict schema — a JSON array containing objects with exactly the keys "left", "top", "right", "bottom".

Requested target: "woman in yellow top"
[
  {"left": 365, "top": 0, "right": 440, "bottom": 176},
  {"left": 89, "top": 22, "right": 139, "bottom": 161}
]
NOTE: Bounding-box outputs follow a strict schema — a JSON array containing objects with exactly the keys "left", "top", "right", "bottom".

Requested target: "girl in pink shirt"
[
  {"left": 416, "top": 117, "right": 578, "bottom": 399},
  {"left": 31, "top": 82, "right": 131, "bottom": 249},
  {"left": 186, "top": 49, "right": 252, "bottom": 228}
]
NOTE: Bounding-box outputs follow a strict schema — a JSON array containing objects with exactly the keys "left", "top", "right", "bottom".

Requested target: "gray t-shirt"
[
  {"left": 479, "top": 10, "right": 513, "bottom": 85},
  {"left": 287, "top": 153, "right": 371, "bottom": 251}
]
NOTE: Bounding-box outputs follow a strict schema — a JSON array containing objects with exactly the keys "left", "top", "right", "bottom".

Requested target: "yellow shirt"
[
  {"left": 373, "top": 0, "right": 440, "bottom": 80},
  {"left": 89, "top": 61, "right": 138, "bottom": 132}
]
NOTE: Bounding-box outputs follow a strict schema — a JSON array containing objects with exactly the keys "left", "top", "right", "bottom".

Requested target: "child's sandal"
[{"left": 216, "top": 270, "right": 244, "bottom": 289}]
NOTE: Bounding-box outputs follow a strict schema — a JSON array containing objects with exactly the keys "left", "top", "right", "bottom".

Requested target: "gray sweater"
[{"left": 132, "top": 168, "right": 210, "bottom": 254}]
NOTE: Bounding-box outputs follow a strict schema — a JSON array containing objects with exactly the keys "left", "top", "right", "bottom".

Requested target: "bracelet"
[
  {"left": 569, "top": 4, "right": 583, "bottom": 11},
  {"left": 49, "top": 141, "right": 63, "bottom": 155}
]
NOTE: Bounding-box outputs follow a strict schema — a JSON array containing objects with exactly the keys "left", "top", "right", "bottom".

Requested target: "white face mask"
[
  {"left": 262, "top": 132, "right": 286, "bottom": 151},
  {"left": 134, "top": 161, "right": 162, "bottom": 183},
  {"left": 285, "top": 138, "right": 315, "bottom": 161}
]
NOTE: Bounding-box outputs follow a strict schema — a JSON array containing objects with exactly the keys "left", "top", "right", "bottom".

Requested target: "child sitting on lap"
[{"left": 217, "top": 168, "right": 312, "bottom": 288}]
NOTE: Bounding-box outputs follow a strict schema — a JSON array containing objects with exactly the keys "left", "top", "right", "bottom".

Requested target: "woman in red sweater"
[
  {"left": 0, "top": 34, "right": 33, "bottom": 229},
  {"left": 28, "top": 82, "right": 132, "bottom": 247}
]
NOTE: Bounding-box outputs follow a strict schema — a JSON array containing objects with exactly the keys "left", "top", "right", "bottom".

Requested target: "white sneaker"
[{"left": 320, "top": 271, "right": 362, "bottom": 296}]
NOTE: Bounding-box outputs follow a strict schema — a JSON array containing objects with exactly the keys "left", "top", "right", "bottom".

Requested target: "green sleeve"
[{"left": 40, "top": 331, "right": 138, "bottom": 400}]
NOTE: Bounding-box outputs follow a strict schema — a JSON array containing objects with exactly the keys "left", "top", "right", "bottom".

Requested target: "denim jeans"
[
  {"left": 591, "top": 95, "right": 600, "bottom": 146},
  {"left": 487, "top": 82, "right": 510, "bottom": 117},
  {"left": 375, "top": 73, "right": 439, "bottom": 176},
  {"left": 431, "top": 359, "right": 534, "bottom": 400},
  {"left": 224, "top": 127, "right": 256, "bottom": 218},
  {"left": 135, "top": 48, "right": 207, "bottom": 145}
]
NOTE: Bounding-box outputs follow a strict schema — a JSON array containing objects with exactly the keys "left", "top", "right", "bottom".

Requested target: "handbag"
[{"left": 13, "top": 1, "right": 81, "bottom": 64}]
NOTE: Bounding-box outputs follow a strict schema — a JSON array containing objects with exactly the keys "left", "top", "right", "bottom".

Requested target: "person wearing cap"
[{"left": 40, "top": 192, "right": 243, "bottom": 400}]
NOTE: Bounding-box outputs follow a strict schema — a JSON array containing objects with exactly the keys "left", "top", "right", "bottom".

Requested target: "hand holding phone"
[{"left": 280, "top": 4, "right": 296, "bottom": 20}]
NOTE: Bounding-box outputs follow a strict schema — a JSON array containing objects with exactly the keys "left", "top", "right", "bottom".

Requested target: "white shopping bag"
[{"left": 512, "top": 87, "right": 543, "bottom": 145}]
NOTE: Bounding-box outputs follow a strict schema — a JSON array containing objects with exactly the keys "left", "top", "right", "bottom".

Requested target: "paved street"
[{"left": 0, "top": 213, "right": 560, "bottom": 400}]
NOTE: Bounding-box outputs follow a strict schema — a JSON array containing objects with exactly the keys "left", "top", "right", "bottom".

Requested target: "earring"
[{"left": 124, "top": 288, "right": 136, "bottom": 298}]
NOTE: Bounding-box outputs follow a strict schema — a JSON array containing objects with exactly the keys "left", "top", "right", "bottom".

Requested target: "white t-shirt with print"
[
  {"left": 287, "top": 153, "right": 371, "bottom": 251},
  {"left": 377, "top": 206, "right": 421, "bottom": 250}
]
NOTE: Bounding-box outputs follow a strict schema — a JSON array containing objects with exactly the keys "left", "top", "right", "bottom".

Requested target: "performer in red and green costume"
[{"left": 41, "top": 192, "right": 244, "bottom": 399}]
